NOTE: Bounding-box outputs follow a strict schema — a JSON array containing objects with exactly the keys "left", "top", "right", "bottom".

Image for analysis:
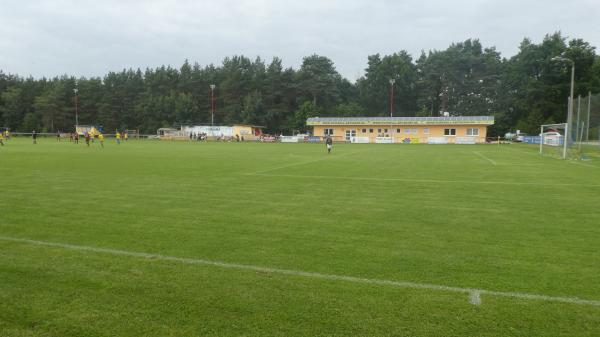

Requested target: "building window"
[
  {"left": 404, "top": 128, "right": 411, "bottom": 134},
  {"left": 444, "top": 128, "right": 456, "bottom": 136},
  {"left": 396, "top": 129, "right": 401, "bottom": 133},
  {"left": 423, "top": 128, "right": 430, "bottom": 134},
  {"left": 324, "top": 128, "right": 334, "bottom": 136},
  {"left": 384, "top": 129, "right": 388, "bottom": 133},
  {"left": 466, "top": 128, "right": 479, "bottom": 136},
  {"left": 362, "top": 129, "right": 367, "bottom": 133},
  {"left": 411, "top": 128, "right": 418, "bottom": 135},
  {"left": 369, "top": 129, "right": 373, "bottom": 133},
  {"left": 378, "top": 128, "right": 382, "bottom": 133}
]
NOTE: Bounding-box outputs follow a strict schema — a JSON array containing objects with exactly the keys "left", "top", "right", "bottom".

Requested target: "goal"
[
  {"left": 546, "top": 92, "right": 600, "bottom": 161},
  {"left": 539, "top": 123, "right": 568, "bottom": 159},
  {"left": 124, "top": 129, "right": 140, "bottom": 140}
]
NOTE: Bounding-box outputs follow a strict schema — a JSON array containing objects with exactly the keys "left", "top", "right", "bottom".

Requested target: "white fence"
[
  {"left": 375, "top": 137, "right": 394, "bottom": 144},
  {"left": 427, "top": 137, "right": 448, "bottom": 144},
  {"left": 280, "top": 136, "right": 299, "bottom": 143},
  {"left": 182, "top": 126, "right": 233, "bottom": 137},
  {"left": 455, "top": 137, "right": 476, "bottom": 145},
  {"left": 350, "top": 137, "right": 370, "bottom": 143}
]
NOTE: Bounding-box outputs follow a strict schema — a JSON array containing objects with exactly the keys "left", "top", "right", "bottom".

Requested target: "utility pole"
[
  {"left": 551, "top": 56, "right": 575, "bottom": 142},
  {"left": 210, "top": 84, "right": 216, "bottom": 126},
  {"left": 389, "top": 78, "right": 395, "bottom": 117},
  {"left": 73, "top": 88, "right": 79, "bottom": 128}
]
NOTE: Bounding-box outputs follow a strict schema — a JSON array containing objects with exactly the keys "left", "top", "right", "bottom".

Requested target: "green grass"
[{"left": 1, "top": 137, "right": 600, "bottom": 336}]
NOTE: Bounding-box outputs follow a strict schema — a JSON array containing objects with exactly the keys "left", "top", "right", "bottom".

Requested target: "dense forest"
[{"left": 1, "top": 32, "right": 599, "bottom": 136}]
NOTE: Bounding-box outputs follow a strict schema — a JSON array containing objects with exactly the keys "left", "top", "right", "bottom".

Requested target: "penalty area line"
[
  {"left": 246, "top": 150, "right": 367, "bottom": 175},
  {"left": 248, "top": 173, "right": 600, "bottom": 188},
  {"left": 2, "top": 236, "right": 600, "bottom": 308},
  {"left": 473, "top": 151, "right": 497, "bottom": 165},
  {"left": 570, "top": 161, "right": 599, "bottom": 169}
]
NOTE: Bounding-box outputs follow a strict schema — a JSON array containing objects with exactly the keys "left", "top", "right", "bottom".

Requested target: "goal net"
[
  {"left": 572, "top": 93, "right": 600, "bottom": 161},
  {"left": 542, "top": 92, "right": 600, "bottom": 161},
  {"left": 540, "top": 123, "right": 569, "bottom": 159},
  {"left": 124, "top": 129, "right": 140, "bottom": 139}
]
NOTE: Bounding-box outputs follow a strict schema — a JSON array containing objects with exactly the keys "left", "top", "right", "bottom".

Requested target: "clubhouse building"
[{"left": 306, "top": 116, "right": 494, "bottom": 144}]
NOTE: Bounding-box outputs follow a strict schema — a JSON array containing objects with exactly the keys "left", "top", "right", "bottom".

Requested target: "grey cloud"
[{"left": 0, "top": 0, "right": 598, "bottom": 81}]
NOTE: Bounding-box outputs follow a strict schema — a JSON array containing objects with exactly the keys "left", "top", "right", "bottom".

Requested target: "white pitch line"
[
  {"left": 503, "top": 146, "right": 599, "bottom": 168},
  {"left": 248, "top": 150, "right": 366, "bottom": 175},
  {"left": 2, "top": 235, "right": 600, "bottom": 308},
  {"left": 469, "top": 291, "right": 482, "bottom": 305},
  {"left": 501, "top": 145, "right": 539, "bottom": 156},
  {"left": 570, "top": 161, "right": 599, "bottom": 169},
  {"left": 249, "top": 158, "right": 327, "bottom": 175},
  {"left": 249, "top": 173, "right": 600, "bottom": 188},
  {"left": 495, "top": 163, "right": 547, "bottom": 167},
  {"left": 473, "top": 151, "right": 497, "bottom": 165}
]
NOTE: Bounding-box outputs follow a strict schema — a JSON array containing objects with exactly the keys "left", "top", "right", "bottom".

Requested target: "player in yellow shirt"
[
  {"left": 98, "top": 133, "right": 105, "bottom": 147},
  {"left": 124, "top": 132, "right": 129, "bottom": 142},
  {"left": 0, "top": 132, "right": 4, "bottom": 146},
  {"left": 116, "top": 131, "right": 121, "bottom": 145}
]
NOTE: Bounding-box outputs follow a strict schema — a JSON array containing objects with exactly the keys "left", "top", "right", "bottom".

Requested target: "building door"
[{"left": 345, "top": 129, "right": 356, "bottom": 141}]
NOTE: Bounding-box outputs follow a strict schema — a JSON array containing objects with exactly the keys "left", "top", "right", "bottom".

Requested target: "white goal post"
[
  {"left": 124, "top": 129, "right": 140, "bottom": 139},
  {"left": 540, "top": 123, "right": 568, "bottom": 159}
]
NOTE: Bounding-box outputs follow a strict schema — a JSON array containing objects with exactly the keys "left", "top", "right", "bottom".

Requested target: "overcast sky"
[{"left": 1, "top": 0, "right": 599, "bottom": 81}]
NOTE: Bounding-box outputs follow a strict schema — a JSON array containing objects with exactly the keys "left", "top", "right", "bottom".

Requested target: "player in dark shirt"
[
  {"left": 32, "top": 130, "right": 37, "bottom": 144},
  {"left": 325, "top": 135, "right": 333, "bottom": 154}
]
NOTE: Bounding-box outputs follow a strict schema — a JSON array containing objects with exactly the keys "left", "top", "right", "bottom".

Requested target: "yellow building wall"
[
  {"left": 312, "top": 124, "right": 489, "bottom": 143},
  {"left": 232, "top": 125, "right": 262, "bottom": 140},
  {"left": 232, "top": 125, "right": 250, "bottom": 136}
]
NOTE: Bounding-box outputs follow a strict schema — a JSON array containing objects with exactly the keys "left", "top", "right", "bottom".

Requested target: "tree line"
[{"left": 1, "top": 32, "right": 599, "bottom": 136}]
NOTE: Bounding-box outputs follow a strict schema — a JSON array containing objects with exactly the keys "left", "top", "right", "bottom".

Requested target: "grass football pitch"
[{"left": 1, "top": 137, "right": 600, "bottom": 336}]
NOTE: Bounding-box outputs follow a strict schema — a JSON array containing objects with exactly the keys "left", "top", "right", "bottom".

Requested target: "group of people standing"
[
  {"left": 81, "top": 130, "right": 127, "bottom": 147},
  {"left": 0, "top": 129, "right": 334, "bottom": 153},
  {"left": 217, "top": 134, "right": 243, "bottom": 142},
  {"left": 0, "top": 130, "right": 9, "bottom": 146},
  {"left": 189, "top": 132, "right": 208, "bottom": 141},
  {"left": 115, "top": 131, "right": 129, "bottom": 144},
  {"left": 12, "top": 129, "right": 130, "bottom": 148}
]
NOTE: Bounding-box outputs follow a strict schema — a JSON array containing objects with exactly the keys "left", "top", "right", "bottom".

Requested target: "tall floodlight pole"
[
  {"left": 389, "top": 79, "right": 395, "bottom": 117},
  {"left": 73, "top": 88, "right": 79, "bottom": 128},
  {"left": 389, "top": 78, "right": 396, "bottom": 142},
  {"left": 551, "top": 56, "right": 575, "bottom": 140},
  {"left": 586, "top": 91, "right": 591, "bottom": 141},
  {"left": 569, "top": 60, "right": 575, "bottom": 130},
  {"left": 577, "top": 95, "right": 582, "bottom": 144},
  {"left": 210, "top": 84, "right": 216, "bottom": 126}
]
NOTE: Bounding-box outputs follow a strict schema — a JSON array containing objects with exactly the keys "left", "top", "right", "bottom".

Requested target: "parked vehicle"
[{"left": 542, "top": 131, "right": 563, "bottom": 146}]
